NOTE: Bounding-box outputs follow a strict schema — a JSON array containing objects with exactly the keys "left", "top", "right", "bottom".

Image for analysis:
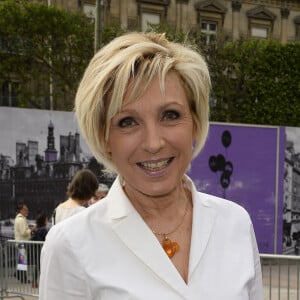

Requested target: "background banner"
[
  {"left": 188, "top": 123, "right": 285, "bottom": 254},
  {"left": 2, "top": 107, "right": 299, "bottom": 255}
]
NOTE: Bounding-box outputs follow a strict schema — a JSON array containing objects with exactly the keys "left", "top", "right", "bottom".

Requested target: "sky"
[{"left": 0, "top": 107, "right": 91, "bottom": 163}]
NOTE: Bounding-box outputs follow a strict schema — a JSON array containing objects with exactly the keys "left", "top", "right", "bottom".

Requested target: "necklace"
[{"left": 152, "top": 199, "right": 189, "bottom": 258}]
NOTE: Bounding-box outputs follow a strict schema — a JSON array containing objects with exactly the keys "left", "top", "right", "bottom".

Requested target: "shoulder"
[
  {"left": 36, "top": 227, "right": 48, "bottom": 238},
  {"left": 185, "top": 175, "right": 251, "bottom": 223},
  {"left": 55, "top": 205, "right": 85, "bottom": 222},
  {"left": 15, "top": 214, "right": 25, "bottom": 222},
  {"left": 43, "top": 202, "right": 109, "bottom": 262},
  {"left": 198, "top": 191, "right": 249, "bottom": 213},
  {"left": 49, "top": 199, "right": 109, "bottom": 239},
  {"left": 194, "top": 191, "right": 252, "bottom": 227}
]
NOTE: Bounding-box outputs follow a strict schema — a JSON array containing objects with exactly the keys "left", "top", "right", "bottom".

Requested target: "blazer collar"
[
  {"left": 107, "top": 176, "right": 216, "bottom": 297},
  {"left": 186, "top": 177, "right": 217, "bottom": 279}
]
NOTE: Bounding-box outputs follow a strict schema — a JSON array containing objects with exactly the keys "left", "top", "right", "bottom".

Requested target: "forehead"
[{"left": 121, "top": 72, "right": 187, "bottom": 109}]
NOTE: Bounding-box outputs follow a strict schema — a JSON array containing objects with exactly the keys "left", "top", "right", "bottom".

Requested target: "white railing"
[
  {"left": 1, "top": 239, "right": 42, "bottom": 299},
  {"left": 261, "top": 253, "right": 300, "bottom": 300},
  {"left": 1, "top": 240, "right": 300, "bottom": 300}
]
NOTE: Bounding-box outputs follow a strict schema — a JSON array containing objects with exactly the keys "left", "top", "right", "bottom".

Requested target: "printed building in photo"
[
  {"left": 283, "top": 138, "right": 300, "bottom": 255},
  {"left": 0, "top": 120, "right": 114, "bottom": 221}
]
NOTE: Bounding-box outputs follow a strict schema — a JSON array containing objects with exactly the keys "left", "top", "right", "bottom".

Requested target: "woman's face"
[
  {"left": 21, "top": 205, "right": 29, "bottom": 217},
  {"left": 107, "top": 72, "right": 196, "bottom": 197}
]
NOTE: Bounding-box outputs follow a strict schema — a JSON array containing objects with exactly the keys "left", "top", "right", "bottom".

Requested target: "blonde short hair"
[{"left": 75, "top": 32, "right": 211, "bottom": 171}]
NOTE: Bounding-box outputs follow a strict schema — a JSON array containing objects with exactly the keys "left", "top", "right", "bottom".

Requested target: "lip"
[{"left": 136, "top": 157, "right": 174, "bottom": 176}]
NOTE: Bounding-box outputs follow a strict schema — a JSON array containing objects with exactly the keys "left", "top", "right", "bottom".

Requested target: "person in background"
[
  {"left": 88, "top": 183, "right": 110, "bottom": 206},
  {"left": 40, "top": 32, "right": 263, "bottom": 299},
  {"left": 29, "top": 213, "right": 48, "bottom": 289},
  {"left": 14, "top": 202, "right": 35, "bottom": 241},
  {"left": 31, "top": 213, "right": 48, "bottom": 241},
  {"left": 52, "top": 169, "right": 99, "bottom": 225},
  {"left": 14, "top": 202, "right": 35, "bottom": 283}
]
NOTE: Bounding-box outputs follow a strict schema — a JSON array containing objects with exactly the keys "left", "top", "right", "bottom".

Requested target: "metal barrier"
[
  {"left": 1, "top": 240, "right": 43, "bottom": 300},
  {"left": 261, "top": 253, "right": 300, "bottom": 300},
  {"left": 1, "top": 241, "right": 300, "bottom": 300}
]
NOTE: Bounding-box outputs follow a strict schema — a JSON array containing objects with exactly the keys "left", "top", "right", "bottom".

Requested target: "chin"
[{"left": 140, "top": 181, "right": 176, "bottom": 197}]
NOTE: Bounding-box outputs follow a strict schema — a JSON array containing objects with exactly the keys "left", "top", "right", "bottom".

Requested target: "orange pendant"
[{"left": 162, "top": 236, "right": 179, "bottom": 258}]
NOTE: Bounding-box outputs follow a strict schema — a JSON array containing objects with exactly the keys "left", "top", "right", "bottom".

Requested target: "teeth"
[{"left": 140, "top": 159, "right": 169, "bottom": 171}]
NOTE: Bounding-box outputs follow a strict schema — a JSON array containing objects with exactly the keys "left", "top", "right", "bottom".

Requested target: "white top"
[
  {"left": 54, "top": 205, "right": 85, "bottom": 224},
  {"left": 39, "top": 175, "right": 263, "bottom": 300},
  {"left": 14, "top": 213, "right": 31, "bottom": 241}
]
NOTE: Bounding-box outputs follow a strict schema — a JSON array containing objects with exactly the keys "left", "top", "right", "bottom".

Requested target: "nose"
[{"left": 142, "top": 122, "right": 165, "bottom": 154}]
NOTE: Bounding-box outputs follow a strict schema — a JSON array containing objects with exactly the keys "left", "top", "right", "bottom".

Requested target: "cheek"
[
  {"left": 168, "top": 129, "right": 194, "bottom": 153},
  {"left": 107, "top": 133, "right": 134, "bottom": 159}
]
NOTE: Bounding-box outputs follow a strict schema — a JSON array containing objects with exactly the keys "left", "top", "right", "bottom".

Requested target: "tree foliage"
[
  {"left": 0, "top": 0, "right": 94, "bottom": 110},
  {"left": 1, "top": 4, "right": 300, "bottom": 127},
  {"left": 210, "top": 39, "right": 300, "bottom": 126},
  {"left": 151, "top": 24, "right": 300, "bottom": 126}
]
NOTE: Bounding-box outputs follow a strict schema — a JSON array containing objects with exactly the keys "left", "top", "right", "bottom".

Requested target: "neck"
[
  {"left": 125, "top": 185, "right": 188, "bottom": 217},
  {"left": 123, "top": 182, "right": 192, "bottom": 236},
  {"left": 66, "top": 198, "right": 86, "bottom": 206}
]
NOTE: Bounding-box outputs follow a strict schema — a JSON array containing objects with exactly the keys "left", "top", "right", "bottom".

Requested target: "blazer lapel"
[
  {"left": 188, "top": 191, "right": 217, "bottom": 279},
  {"left": 107, "top": 178, "right": 189, "bottom": 297}
]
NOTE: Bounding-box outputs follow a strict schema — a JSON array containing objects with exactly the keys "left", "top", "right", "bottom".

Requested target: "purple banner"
[{"left": 188, "top": 123, "right": 285, "bottom": 254}]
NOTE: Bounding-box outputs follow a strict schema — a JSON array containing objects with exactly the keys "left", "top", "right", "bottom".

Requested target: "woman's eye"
[
  {"left": 162, "top": 110, "right": 180, "bottom": 121},
  {"left": 118, "top": 117, "right": 137, "bottom": 128}
]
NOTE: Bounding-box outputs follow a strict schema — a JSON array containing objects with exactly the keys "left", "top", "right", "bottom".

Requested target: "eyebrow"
[{"left": 118, "top": 101, "right": 184, "bottom": 114}]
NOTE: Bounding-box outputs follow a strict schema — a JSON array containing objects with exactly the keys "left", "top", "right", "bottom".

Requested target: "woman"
[
  {"left": 52, "top": 169, "right": 99, "bottom": 224},
  {"left": 39, "top": 32, "right": 263, "bottom": 299}
]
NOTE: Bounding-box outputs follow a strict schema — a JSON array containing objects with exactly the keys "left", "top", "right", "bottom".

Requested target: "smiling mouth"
[{"left": 137, "top": 158, "right": 174, "bottom": 171}]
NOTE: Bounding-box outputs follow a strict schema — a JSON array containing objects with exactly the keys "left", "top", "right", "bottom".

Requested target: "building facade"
[
  {"left": 81, "top": 0, "right": 300, "bottom": 43},
  {"left": 35, "top": 0, "right": 300, "bottom": 43}
]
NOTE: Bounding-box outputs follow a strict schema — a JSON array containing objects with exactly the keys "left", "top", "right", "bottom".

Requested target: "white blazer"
[{"left": 39, "top": 176, "right": 263, "bottom": 300}]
